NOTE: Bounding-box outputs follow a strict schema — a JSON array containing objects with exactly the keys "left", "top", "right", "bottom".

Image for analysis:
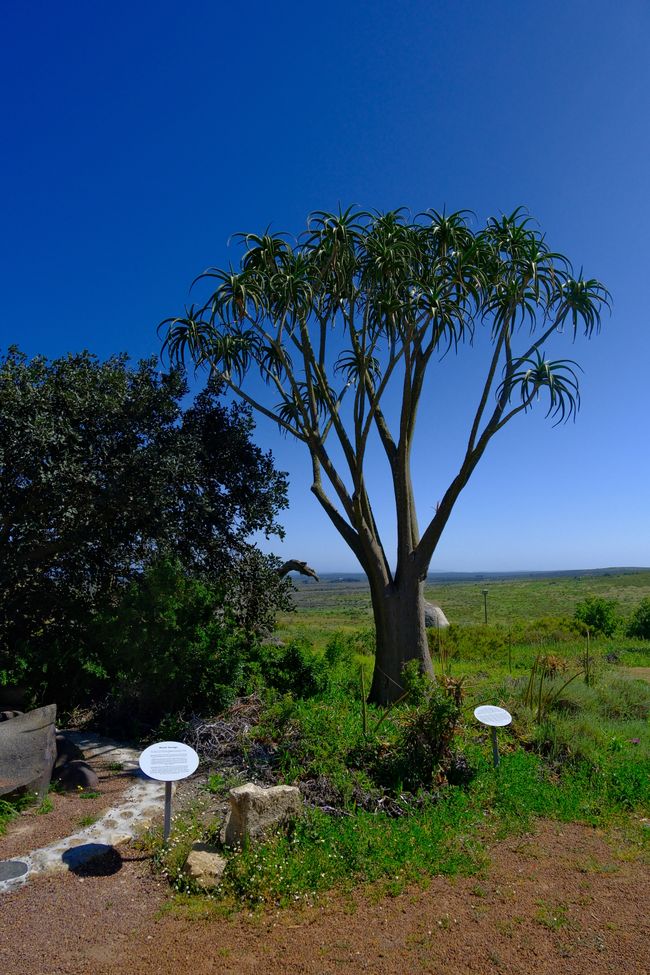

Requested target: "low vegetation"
[{"left": 138, "top": 573, "right": 650, "bottom": 910}]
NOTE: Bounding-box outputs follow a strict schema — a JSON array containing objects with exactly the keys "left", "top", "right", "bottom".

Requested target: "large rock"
[
  {"left": 182, "top": 843, "right": 227, "bottom": 889},
  {"left": 54, "top": 732, "right": 85, "bottom": 769},
  {"left": 424, "top": 601, "right": 449, "bottom": 628},
  {"left": 53, "top": 759, "right": 99, "bottom": 792},
  {"left": 0, "top": 703, "right": 56, "bottom": 800},
  {"left": 221, "top": 783, "right": 303, "bottom": 847}
]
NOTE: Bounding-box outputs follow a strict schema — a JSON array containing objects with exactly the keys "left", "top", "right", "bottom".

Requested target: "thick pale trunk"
[{"left": 368, "top": 570, "right": 434, "bottom": 704}]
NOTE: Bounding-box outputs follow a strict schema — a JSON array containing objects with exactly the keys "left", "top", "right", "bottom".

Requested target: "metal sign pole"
[
  {"left": 491, "top": 726, "right": 500, "bottom": 768},
  {"left": 163, "top": 781, "right": 173, "bottom": 843}
]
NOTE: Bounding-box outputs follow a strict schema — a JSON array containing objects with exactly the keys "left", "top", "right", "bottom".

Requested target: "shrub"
[
  {"left": 324, "top": 628, "right": 375, "bottom": 665},
  {"left": 357, "top": 665, "right": 463, "bottom": 793},
  {"left": 573, "top": 597, "right": 620, "bottom": 637},
  {"left": 627, "top": 598, "right": 650, "bottom": 640},
  {"left": 93, "top": 559, "right": 247, "bottom": 728},
  {"left": 248, "top": 640, "right": 328, "bottom": 699}
]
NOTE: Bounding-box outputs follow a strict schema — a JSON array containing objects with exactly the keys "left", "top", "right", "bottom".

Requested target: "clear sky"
[{"left": 2, "top": 0, "right": 648, "bottom": 573}]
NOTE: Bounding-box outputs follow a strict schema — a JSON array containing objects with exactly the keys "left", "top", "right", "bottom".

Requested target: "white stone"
[
  {"left": 221, "top": 783, "right": 302, "bottom": 847},
  {"left": 182, "top": 844, "right": 227, "bottom": 888},
  {"left": 424, "top": 602, "right": 449, "bottom": 628}
]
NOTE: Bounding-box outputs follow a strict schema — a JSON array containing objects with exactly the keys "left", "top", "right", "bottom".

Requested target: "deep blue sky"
[{"left": 2, "top": 0, "right": 648, "bottom": 572}]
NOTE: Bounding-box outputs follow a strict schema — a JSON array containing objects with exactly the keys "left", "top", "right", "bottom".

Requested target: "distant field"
[{"left": 275, "top": 569, "right": 650, "bottom": 648}]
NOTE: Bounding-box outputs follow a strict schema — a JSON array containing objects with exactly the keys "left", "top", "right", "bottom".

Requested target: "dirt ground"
[
  {"left": 0, "top": 759, "right": 136, "bottom": 860},
  {"left": 1, "top": 819, "right": 648, "bottom": 975}
]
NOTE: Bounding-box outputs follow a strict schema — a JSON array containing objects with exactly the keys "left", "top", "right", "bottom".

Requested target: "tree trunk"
[{"left": 367, "top": 569, "right": 434, "bottom": 705}]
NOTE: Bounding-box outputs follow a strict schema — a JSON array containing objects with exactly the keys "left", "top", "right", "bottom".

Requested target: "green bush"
[
  {"left": 248, "top": 640, "right": 328, "bottom": 699},
  {"left": 373, "top": 676, "right": 462, "bottom": 792},
  {"left": 324, "top": 628, "right": 376, "bottom": 664},
  {"left": 93, "top": 559, "right": 247, "bottom": 728},
  {"left": 627, "top": 597, "right": 650, "bottom": 640},
  {"left": 573, "top": 597, "right": 620, "bottom": 637}
]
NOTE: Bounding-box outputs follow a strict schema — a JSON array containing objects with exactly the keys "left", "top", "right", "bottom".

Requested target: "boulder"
[
  {"left": 54, "top": 732, "right": 85, "bottom": 769},
  {"left": 0, "top": 703, "right": 57, "bottom": 800},
  {"left": 53, "top": 759, "right": 99, "bottom": 792},
  {"left": 182, "top": 843, "right": 227, "bottom": 889},
  {"left": 221, "top": 783, "right": 303, "bottom": 847},
  {"left": 424, "top": 601, "right": 449, "bottom": 628},
  {"left": 0, "top": 710, "right": 23, "bottom": 722}
]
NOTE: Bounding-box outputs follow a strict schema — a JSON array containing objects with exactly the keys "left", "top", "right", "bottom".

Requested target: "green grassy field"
[{"left": 276, "top": 569, "right": 650, "bottom": 647}]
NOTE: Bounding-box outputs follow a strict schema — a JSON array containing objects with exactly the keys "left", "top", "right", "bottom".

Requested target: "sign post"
[
  {"left": 139, "top": 741, "right": 199, "bottom": 843},
  {"left": 473, "top": 705, "right": 512, "bottom": 768}
]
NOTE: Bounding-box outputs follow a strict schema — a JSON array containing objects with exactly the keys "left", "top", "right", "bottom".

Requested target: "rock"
[
  {"left": 221, "top": 783, "right": 303, "bottom": 847},
  {"left": 182, "top": 843, "right": 227, "bottom": 889},
  {"left": 0, "top": 703, "right": 57, "bottom": 800},
  {"left": 53, "top": 759, "right": 99, "bottom": 792},
  {"left": 54, "top": 732, "right": 85, "bottom": 769},
  {"left": 0, "top": 710, "right": 23, "bottom": 721},
  {"left": 424, "top": 601, "right": 449, "bottom": 628}
]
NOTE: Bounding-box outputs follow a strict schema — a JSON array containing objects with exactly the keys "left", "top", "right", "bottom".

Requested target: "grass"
[
  {"left": 146, "top": 741, "right": 648, "bottom": 909},
  {"left": 0, "top": 795, "right": 29, "bottom": 834},
  {"left": 278, "top": 570, "right": 650, "bottom": 648},
  {"left": 535, "top": 900, "right": 569, "bottom": 930},
  {"left": 77, "top": 813, "right": 98, "bottom": 828},
  {"left": 144, "top": 658, "right": 649, "bottom": 908},
  {"left": 37, "top": 795, "right": 54, "bottom": 814},
  {"left": 140, "top": 570, "right": 650, "bottom": 909}
]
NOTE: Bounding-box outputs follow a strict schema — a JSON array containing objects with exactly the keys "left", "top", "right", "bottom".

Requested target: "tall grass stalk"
[{"left": 524, "top": 653, "right": 583, "bottom": 722}]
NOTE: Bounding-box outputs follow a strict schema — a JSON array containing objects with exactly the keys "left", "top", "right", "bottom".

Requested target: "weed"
[
  {"left": 77, "top": 814, "right": 98, "bottom": 828},
  {"left": 523, "top": 653, "right": 582, "bottom": 722},
  {"left": 0, "top": 793, "right": 33, "bottom": 834},
  {"left": 205, "top": 772, "right": 242, "bottom": 795},
  {"left": 535, "top": 900, "right": 569, "bottom": 930}
]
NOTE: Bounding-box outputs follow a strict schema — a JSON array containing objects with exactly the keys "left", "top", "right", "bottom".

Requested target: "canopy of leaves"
[
  {"left": 161, "top": 207, "right": 610, "bottom": 581},
  {"left": 0, "top": 348, "right": 289, "bottom": 706},
  {"left": 573, "top": 597, "right": 620, "bottom": 637},
  {"left": 627, "top": 597, "right": 650, "bottom": 640}
]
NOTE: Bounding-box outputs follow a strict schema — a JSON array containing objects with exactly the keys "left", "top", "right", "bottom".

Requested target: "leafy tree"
[
  {"left": 574, "top": 597, "right": 620, "bottom": 637},
  {"left": 162, "top": 207, "right": 609, "bottom": 703},
  {"left": 0, "top": 348, "right": 289, "bottom": 704},
  {"left": 627, "top": 597, "right": 650, "bottom": 640}
]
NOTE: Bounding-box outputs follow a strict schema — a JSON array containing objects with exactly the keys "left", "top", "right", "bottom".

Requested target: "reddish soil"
[
  {"left": 0, "top": 759, "right": 135, "bottom": 860},
  {"left": 0, "top": 820, "right": 647, "bottom": 975}
]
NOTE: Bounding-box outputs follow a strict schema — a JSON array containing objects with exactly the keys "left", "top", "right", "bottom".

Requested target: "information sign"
[
  {"left": 473, "top": 705, "right": 512, "bottom": 768},
  {"left": 139, "top": 741, "right": 199, "bottom": 842},
  {"left": 473, "top": 705, "right": 512, "bottom": 728},
  {"left": 139, "top": 741, "right": 199, "bottom": 782}
]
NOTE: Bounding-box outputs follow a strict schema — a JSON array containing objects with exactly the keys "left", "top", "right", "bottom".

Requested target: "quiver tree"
[{"left": 161, "top": 207, "right": 609, "bottom": 704}]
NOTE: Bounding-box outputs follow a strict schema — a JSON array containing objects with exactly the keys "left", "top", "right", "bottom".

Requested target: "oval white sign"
[
  {"left": 474, "top": 705, "right": 512, "bottom": 728},
  {"left": 139, "top": 741, "right": 199, "bottom": 782}
]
